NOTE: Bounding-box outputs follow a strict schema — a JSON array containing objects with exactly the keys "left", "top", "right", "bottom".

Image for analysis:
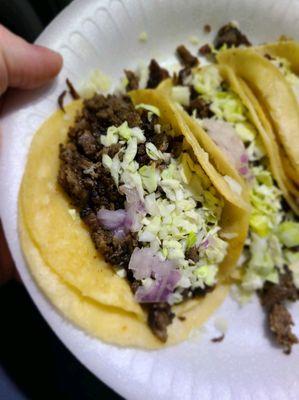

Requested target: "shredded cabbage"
[
  {"left": 270, "top": 56, "right": 299, "bottom": 102},
  {"left": 188, "top": 64, "right": 299, "bottom": 296},
  {"left": 277, "top": 221, "right": 299, "bottom": 248},
  {"left": 135, "top": 103, "right": 161, "bottom": 116},
  {"left": 210, "top": 91, "right": 246, "bottom": 123},
  {"left": 192, "top": 66, "right": 222, "bottom": 97},
  {"left": 145, "top": 142, "right": 166, "bottom": 161},
  {"left": 139, "top": 165, "right": 159, "bottom": 193},
  {"left": 99, "top": 109, "right": 229, "bottom": 302},
  {"left": 171, "top": 86, "right": 190, "bottom": 106}
]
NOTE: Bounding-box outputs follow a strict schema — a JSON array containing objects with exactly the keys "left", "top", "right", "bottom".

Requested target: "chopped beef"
[
  {"left": 153, "top": 133, "right": 170, "bottom": 152},
  {"left": 59, "top": 138, "right": 124, "bottom": 210},
  {"left": 269, "top": 304, "right": 298, "bottom": 354},
  {"left": 204, "top": 24, "right": 212, "bottom": 33},
  {"left": 146, "top": 59, "right": 170, "bottom": 89},
  {"left": 193, "top": 285, "right": 215, "bottom": 297},
  {"left": 94, "top": 230, "right": 138, "bottom": 269},
  {"left": 185, "top": 246, "right": 199, "bottom": 263},
  {"left": 199, "top": 44, "right": 212, "bottom": 56},
  {"left": 168, "top": 135, "right": 183, "bottom": 158},
  {"left": 148, "top": 303, "right": 175, "bottom": 342},
  {"left": 136, "top": 131, "right": 171, "bottom": 167},
  {"left": 260, "top": 270, "right": 298, "bottom": 309},
  {"left": 259, "top": 269, "right": 299, "bottom": 353},
  {"left": 81, "top": 208, "right": 137, "bottom": 269},
  {"left": 80, "top": 208, "right": 99, "bottom": 231},
  {"left": 180, "top": 284, "right": 215, "bottom": 302},
  {"left": 58, "top": 144, "right": 91, "bottom": 207},
  {"left": 186, "top": 96, "right": 214, "bottom": 119},
  {"left": 139, "top": 110, "right": 159, "bottom": 139},
  {"left": 174, "top": 67, "right": 191, "bottom": 86},
  {"left": 189, "top": 85, "right": 199, "bottom": 101},
  {"left": 211, "top": 333, "right": 225, "bottom": 343},
  {"left": 176, "top": 45, "right": 199, "bottom": 68},
  {"left": 102, "top": 143, "right": 122, "bottom": 158},
  {"left": 66, "top": 78, "right": 80, "bottom": 99},
  {"left": 214, "top": 23, "right": 251, "bottom": 49},
  {"left": 264, "top": 53, "right": 275, "bottom": 61},
  {"left": 83, "top": 94, "right": 141, "bottom": 130},
  {"left": 130, "top": 280, "right": 140, "bottom": 294},
  {"left": 124, "top": 70, "right": 139, "bottom": 91},
  {"left": 135, "top": 143, "right": 151, "bottom": 167},
  {"left": 77, "top": 130, "right": 99, "bottom": 159},
  {"left": 58, "top": 90, "right": 67, "bottom": 112}
]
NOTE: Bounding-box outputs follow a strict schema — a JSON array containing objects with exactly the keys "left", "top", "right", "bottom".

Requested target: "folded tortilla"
[
  {"left": 19, "top": 92, "right": 248, "bottom": 348},
  {"left": 217, "top": 46, "right": 299, "bottom": 194},
  {"left": 163, "top": 62, "right": 299, "bottom": 215}
]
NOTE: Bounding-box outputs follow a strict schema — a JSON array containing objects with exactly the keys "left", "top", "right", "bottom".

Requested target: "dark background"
[{"left": 0, "top": 1, "right": 122, "bottom": 399}]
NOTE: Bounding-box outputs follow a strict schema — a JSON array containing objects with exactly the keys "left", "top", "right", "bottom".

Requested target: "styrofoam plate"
[{"left": 1, "top": 0, "right": 299, "bottom": 399}]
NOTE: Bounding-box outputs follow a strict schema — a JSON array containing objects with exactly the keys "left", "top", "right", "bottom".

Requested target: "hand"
[
  {"left": 0, "top": 24, "right": 63, "bottom": 95},
  {"left": 0, "top": 25, "right": 63, "bottom": 284}
]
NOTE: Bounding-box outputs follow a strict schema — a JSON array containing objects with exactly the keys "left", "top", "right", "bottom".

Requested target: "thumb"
[{"left": 0, "top": 25, "right": 63, "bottom": 95}]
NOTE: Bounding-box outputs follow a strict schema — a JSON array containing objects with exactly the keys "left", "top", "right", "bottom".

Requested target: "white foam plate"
[{"left": 1, "top": 0, "right": 299, "bottom": 399}]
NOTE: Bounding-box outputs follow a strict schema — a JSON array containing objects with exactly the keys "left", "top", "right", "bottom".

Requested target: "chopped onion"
[
  {"left": 129, "top": 247, "right": 181, "bottom": 302},
  {"left": 239, "top": 166, "right": 249, "bottom": 176},
  {"left": 202, "top": 119, "right": 248, "bottom": 173},
  {"left": 135, "top": 269, "right": 181, "bottom": 303},
  {"left": 97, "top": 208, "right": 131, "bottom": 238},
  {"left": 240, "top": 153, "right": 248, "bottom": 164},
  {"left": 120, "top": 185, "right": 146, "bottom": 232}
]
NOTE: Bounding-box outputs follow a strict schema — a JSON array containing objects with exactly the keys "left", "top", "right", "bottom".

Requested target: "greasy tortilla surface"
[{"left": 19, "top": 99, "right": 239, "bottom": 348}]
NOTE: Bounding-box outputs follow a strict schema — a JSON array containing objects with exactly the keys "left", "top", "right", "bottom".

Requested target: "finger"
[{"left": 0, "top": 25, "right": 63, "bottom": 95}]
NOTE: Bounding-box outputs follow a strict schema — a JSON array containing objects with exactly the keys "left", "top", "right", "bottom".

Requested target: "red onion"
[
  {"left": 135, "top": 269, "right": 181, "bottom": 303},
  {"left": 129, "top": 247, "right": 181, "bottom": 303},
  {"left": 128, "top": 248, "right": 156, "bottom": 280},
  {"left": 240, "top": 153, "right": 248, "bottom": 164},
  {"left": 97, "top": 209, "right": 127, "bottom": 230},
  {"left": 97, "top": 208, "right": 132, "bottom": 238},
  {"left": 202, "top": 119, "right": 248, "bottom": 173},
  {"left": 201, "top": 238, "right": 210, "bottom": 249},
  {"left": 239, "top": 166, "right": 249, "bottom": 176},
  {"left": 120, "top": 185, "right": 146, "bottom": 232}
]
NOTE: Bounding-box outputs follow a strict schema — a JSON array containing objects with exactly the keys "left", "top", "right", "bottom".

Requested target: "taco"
[
  {"left": 158, "top": 57, "right": 299, "bottom": 352},
  {"left": 19, "top": 89, "right": 249, "bottom": 348},
  {"left": 217, "top": 44, "right": 299, "bottom": 187}
]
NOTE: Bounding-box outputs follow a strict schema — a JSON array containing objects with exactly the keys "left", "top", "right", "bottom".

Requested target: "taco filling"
[
  {"left": 168, "top": 60, "right": 299, "bottom": 352},
  {"left": 58, "top": 94, "right": 230, "bottom": 341}
]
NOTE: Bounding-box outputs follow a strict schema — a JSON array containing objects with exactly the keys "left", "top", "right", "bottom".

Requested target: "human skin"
[{"left": 0, "top": 25, "right": 63, "bottom": 284}]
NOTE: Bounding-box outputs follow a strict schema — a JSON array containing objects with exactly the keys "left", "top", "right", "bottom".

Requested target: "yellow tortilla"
[
  {"left": 158, "top": 77, "right": 250, "bottom": 207},
  {"left": 19, "top": 95, "right": 248, "bottom": 348},
  {"left": 252, "top": 41, "right": 299, "bottom": 186},
  {"left": 130, "top": 89, "right": 250, "bottom": 213},
  {"left": 158, "top": 64, "right": 299, "bottom": 214},
  {"left": 217, "top": 48, "right": 299, "bottom": 183},
  {"left": 255, "top": 41, "right": 299, "bottom": 75},
  {"left": 20, "top": 207, "right": 229, "bottom": 348}
]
